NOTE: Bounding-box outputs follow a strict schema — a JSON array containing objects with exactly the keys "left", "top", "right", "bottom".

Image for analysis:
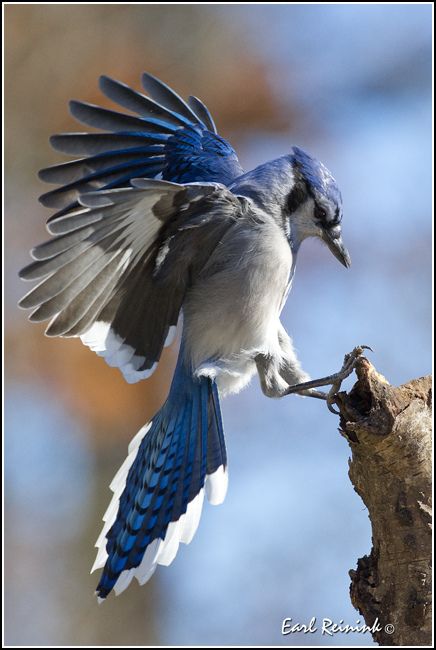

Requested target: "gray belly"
[{"left": 182, "top": 220, "right": 292, "bottom": 373}]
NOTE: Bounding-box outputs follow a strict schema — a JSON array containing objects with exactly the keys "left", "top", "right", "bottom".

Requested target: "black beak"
[{"left": 323, "top": 230, "right": 351, "bottom": 268}]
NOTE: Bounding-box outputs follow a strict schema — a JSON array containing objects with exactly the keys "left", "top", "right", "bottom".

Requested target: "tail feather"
[{"left": 93, "top": 352, "right": 227, "bottom": 600}]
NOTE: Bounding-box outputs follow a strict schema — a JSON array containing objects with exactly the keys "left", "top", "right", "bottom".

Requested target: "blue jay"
[{"left": 19, "top": 72, "right": 351, "bottom": 601}]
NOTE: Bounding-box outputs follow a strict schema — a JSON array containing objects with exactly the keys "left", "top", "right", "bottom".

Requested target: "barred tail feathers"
[{"left": 93, "top": 354, "right": 227, "bottom": 601}]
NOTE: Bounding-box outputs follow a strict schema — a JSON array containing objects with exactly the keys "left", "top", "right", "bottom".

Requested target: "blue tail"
[{"left": 94, "top": 351, "right": 227, "bottom": 600}]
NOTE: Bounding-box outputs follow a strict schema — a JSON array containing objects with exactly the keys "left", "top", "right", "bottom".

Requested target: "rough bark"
[{"left": 334, "top": 357, "right": 432, "bottom": 646}]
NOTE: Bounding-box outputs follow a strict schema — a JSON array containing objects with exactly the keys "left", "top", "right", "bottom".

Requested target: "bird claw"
[
  {"left": 325, "top": 345, "right": 372, "bottom": 414},
  {"left": 288, "top": 344, "right": 372, "bottom": 414}
]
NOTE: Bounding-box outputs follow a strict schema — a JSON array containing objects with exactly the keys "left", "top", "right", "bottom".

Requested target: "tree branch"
[{"left": 333, "top": 357, "right": 432, "bottom": 646}]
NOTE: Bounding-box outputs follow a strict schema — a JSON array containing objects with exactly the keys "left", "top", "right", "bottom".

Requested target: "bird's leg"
[
  {"left": 255, "top": 353, "right": 291, "bottom": 398},
  {"left": 297, "top": 388, "right": 330, "bottom": 400},
  {"left": 285, "top": 349, "right": 357, "bottom": 393},
  {"left": 285, "top": 346, "right": 372, "bottom": 413}
]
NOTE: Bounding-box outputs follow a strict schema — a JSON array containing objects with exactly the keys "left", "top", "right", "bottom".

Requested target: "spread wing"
[
  {"left": 19, "top": 180, "right": 244, "bottom": 383},
  {"left": 39, "top": 72, "right": 244, "bottom": 222}
]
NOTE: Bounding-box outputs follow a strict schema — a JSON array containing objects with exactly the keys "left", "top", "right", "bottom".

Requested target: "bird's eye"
[{"left": 314, "top": 204, "right": 327, "bottom": 223}]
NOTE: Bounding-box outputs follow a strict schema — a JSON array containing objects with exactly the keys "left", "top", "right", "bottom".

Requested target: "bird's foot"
[{"left": 286, "top": 346, "right": 373, "bottom": 414}]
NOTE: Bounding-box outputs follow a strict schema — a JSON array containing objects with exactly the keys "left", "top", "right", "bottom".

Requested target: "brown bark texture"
[{"left": 334, "top": 357, "right": 432, "bottom": 646}]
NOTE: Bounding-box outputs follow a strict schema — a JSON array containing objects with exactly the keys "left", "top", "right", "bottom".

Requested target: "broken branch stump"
[{"left": 334, "top": 357, "right": 432, "bottom": 646}]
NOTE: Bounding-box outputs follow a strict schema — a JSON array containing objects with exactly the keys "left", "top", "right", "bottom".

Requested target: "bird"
[{"left": 18, "top": 71, "right": 351, "bottom": 602}]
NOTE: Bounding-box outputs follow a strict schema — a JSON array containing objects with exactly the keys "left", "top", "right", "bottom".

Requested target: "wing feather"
[{"left": 20, "top": 180, "right": 245, "bottom": 383}]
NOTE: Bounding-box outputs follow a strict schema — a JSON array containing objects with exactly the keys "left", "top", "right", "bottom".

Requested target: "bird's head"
[
  {"left": 230, "top": 146, "right": 350, "bottom": 268},
  {"left": 284, "top": 146, "right": 350, "bottom": 268}
]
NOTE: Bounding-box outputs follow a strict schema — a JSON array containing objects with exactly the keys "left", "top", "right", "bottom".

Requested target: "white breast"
[{"left": 183, "top": 218, "right": 292, "bottom": 394}]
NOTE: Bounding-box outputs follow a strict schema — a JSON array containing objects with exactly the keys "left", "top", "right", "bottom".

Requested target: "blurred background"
[{"left": 4, "top": 3, "right": 432, "bottom": 646}]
